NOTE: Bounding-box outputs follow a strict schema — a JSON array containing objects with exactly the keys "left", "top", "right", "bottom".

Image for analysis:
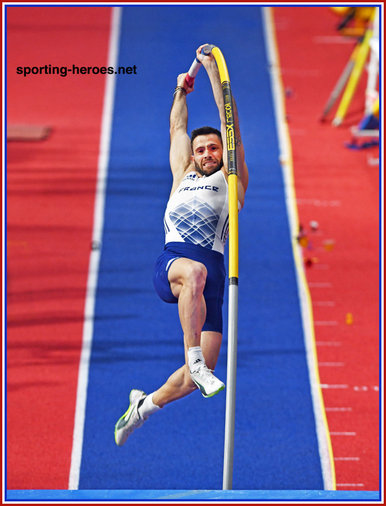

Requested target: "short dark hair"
[{"left": 191, "top": 126, "right": 222, "bottom": 150}]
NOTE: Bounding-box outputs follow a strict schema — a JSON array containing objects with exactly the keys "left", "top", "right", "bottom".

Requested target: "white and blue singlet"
[{"left": 153, "top": 170, "right": 229, "bottom": 333}]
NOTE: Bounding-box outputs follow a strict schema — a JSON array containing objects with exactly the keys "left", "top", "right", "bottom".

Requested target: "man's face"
[{"left": 192, "top": 134, "right": 223, "bottom": 176}]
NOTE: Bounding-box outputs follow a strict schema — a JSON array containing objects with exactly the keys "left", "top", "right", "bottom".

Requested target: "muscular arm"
[
  {"left": 169, "top": 75, "right": 194, "bottom": 194},
  {"left": 201, "top": 58, "right": 227, "bottom": 157},
  {"left": 231, "top": 97, "right": 249, "bottom": 202},
  {"left": 198, "top": 46, "right": 249, "bottom": 207}
]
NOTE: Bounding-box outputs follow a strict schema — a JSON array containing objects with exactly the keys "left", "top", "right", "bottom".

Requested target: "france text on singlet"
[{"left": 163, "top": 170, "right": 229, "bottom": 254}]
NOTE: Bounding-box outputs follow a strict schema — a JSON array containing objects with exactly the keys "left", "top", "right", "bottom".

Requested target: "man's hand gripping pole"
[{"left": 184, "top": 44, "right": 214, "bottom": 88}]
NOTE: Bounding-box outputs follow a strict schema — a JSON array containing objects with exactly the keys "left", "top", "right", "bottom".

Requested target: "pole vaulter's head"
[{"left": 190, "top": 126, "right": 224, "bottom": 177}]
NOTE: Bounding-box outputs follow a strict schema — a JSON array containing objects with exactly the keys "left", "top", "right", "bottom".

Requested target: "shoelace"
[
  {"left": 191, "top": 364, "right": 213, "bottom": 374},
  {"left": 191, "top": 366, "right": 218, "bottom": 385}
]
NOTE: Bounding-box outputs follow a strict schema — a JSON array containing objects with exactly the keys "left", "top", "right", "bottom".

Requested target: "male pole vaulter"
[{"left": 115, "top": 44, "right": 248, "bottom": 446}]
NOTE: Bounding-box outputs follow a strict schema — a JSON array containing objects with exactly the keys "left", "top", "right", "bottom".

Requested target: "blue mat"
[
  {"left": 6, "top": 490, "right": 381, "bottom": 502},
  {"left": 78, "top": 6, "right": 324, "bottom": 490}
]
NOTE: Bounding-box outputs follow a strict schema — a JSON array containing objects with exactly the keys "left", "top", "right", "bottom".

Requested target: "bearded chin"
[{"left": 194, "top": 159, "right": 223, "bottom": 176}]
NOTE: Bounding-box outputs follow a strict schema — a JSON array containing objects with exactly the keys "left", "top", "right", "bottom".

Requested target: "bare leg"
[
  {"left": 168, "top": 258, "right": 208, "bottom": 349},
  {"left": 151, "top": 257, "right": 223, "bottom": 407},
  {"left": 152, "top": 331, "right": 222, "bottom": 407}
]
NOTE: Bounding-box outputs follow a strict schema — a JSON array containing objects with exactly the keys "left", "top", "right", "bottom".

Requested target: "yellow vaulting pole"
[
  {"left": 332, "top": 8, "right": 375, "bottom": 126},
  {"left": 211, "top": 45, "right": 239, "bottom": 490}
]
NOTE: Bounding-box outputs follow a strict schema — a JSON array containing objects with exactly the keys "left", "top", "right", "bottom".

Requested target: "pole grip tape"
[
  {"left": 185, "top": 46, "right": 214, "bottom": 88},
  {"left": 221, "top": 81, "right": 237, "bottom": 176},
  {"left": 187, "top": 58, "right": 201, "bottom": 78}
]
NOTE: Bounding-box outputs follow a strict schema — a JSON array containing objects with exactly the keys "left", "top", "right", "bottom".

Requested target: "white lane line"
[
  {"left": 336, "top": 483, "right": 365, "bottom": 487},
  {"left": 319, "top": 362, "right": 345, "bottom": 367},
  {"left": 68, "top": 7, "right": 122, "bottom": 491},
  {"left": 297, "top": 198, "right": 342, "bottom": 207},
  {"left": 325, "top": 407, "right": 352, "bottom": 412},
  {"left": 330, "top": 432, "right": 357, "bottom": 436},
  {"left": 320, "top": 384, "right": 349, "bottom": 389},
  {"left": 334, "top": 457, "right": 360, "bottom": 461}
]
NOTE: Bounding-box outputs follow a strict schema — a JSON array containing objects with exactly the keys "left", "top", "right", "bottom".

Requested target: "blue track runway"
[{"left": 78, "top": 6, "right": 324, "bottom": 490}]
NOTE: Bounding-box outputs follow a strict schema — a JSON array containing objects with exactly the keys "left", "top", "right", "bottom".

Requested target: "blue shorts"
[{"left": 153, "top": 242, "right": 226, "bottom": 333}]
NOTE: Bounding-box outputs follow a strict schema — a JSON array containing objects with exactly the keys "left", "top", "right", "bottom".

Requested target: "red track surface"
[
  {"left": 6, "top": 5, "right": 380, "bottom": 492},
  {"left": 6, "top": 7, "right": 111, "bottom": 489},
  {"left": 274, "top": 6, "right": 380, "bottom": 491}
]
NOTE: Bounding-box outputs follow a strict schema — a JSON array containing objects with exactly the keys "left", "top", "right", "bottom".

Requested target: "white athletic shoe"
[
  {"left": 114, "top": 389, "right": 147, "bottom": 446},
  {"left": 190, "top": 364, "right": 225, "bottom": 398}
]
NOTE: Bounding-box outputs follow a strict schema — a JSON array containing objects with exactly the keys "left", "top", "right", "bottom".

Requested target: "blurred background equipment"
[{"left": 321, "top": 7, "right": 379, "bottom": 130}]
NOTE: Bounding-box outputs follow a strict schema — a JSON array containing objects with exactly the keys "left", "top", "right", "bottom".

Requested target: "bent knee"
[
  {"left": 169, "top": 259, "right": 207, "bottom": 298},
  {"left": 185, "top": 261, "right": 207, "bottom": 292}
]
